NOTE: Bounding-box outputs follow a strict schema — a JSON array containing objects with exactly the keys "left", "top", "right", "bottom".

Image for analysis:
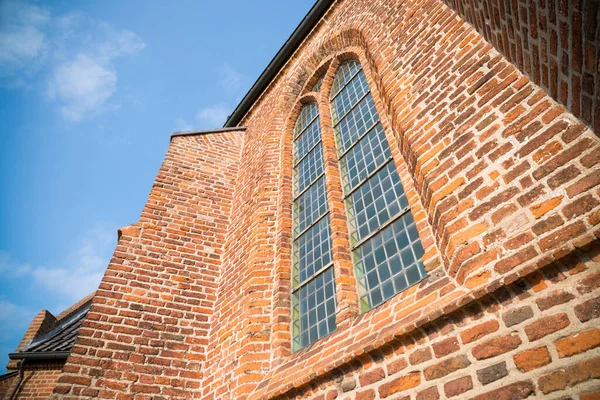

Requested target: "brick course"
[{"left": 19, "top": 0, "right": 598, "bottom": 398}]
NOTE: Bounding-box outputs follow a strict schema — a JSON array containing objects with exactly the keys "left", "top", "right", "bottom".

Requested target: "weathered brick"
[
  {"left": 409, "top": 347, "right": 432, "bottom": 366},
  {"left": 378, "top": 372, "right": 420, "bottom": 398},
  {"left": 555, "top": 329, "right": 600, "bottom": 358},
  {"left": 444, "top": 375, "right": 473, "bottom": 397},
  {"left": 472, "top": 334, "right": 522, "bottom": 360},
  {"left": 502, "top": 306, "right": 534, "bottom": 327},
  {"left": 471, "top": 381, "right": 535, "bottom": 400},
  {"left": 423, "top": 355, "right": 471, "bottom": 381},
  {"left": 525, "top": 313, "right": 571, "bottom": 341},
  {"left": 460, "top": 320, "right": 499, "bottom": 343},
  {"left": 575, "top": 296, "right": 600, "bottom": 322},
  {"left": 538, "top": 357, "right": 600, "bottom": 394},
  {"left": 416, "top": 386, "right": 439, "bottom": 400},
  {"left": 535, "top": 290, "right": 576, "bottom": 311},
  {"left": 432, "top": 336, "right": 459, "bottom": 358},
  {"left": 477, "top": 361, "right": 508, "bottom": 384},
  {"left": 359, "top": 368, "right": 385, "bottom": 387},
  {"left": 513, "top": 346, "right": 552, "bottom": 372}
]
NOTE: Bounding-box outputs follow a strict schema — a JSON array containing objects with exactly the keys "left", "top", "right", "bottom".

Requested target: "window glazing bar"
[
  {"left": 293, "top": 211, "right": 329, "bottom": 241},
  {"left": 293, "top": 113, "right": 320, "bottom": 140},
  {"left": 330, "top": 67, "right": 363, "bottom": 100},
  {"left": 294, "top": 138, "right": 322, "bottom": 168},
  {"left": 332, "top": 90, "right": 372, "bottom": 128},
  {"left": 291, "top": 261, "right": 335, "bottom": 292},
  {"left": 350, "top": 205, "right": 412, "bottom": 251},
  {"left": 337, "top": 120, "right": 380, "bottom": 160},
  {"left": 293, "top": 171, "right": 326, "bottom": 201},
  {"left": 342, "top": 157, "right": 394, "bottom": 199}
]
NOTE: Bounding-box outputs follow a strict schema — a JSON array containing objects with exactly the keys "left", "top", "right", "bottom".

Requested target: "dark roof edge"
[
  {"left": 0, "top": 371, "right": 17, "bottom": 380},
  {"left": 223, "top": 0, "right": 335, "bottom": 128},
  {"left": 170, "top": 126, "right": 247, "bottom": 141},
  {"left": 9, "top": 351, "right": 70, "bottom": 361}
]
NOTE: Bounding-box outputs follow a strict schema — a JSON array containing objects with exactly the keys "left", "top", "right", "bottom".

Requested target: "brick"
[
  {"left": 567, "top": 172, "right": 600, "bottom": 198},
  {"left": 562, "top": 194, "right": 600, "bottom": 219},
  {"left": 416, "top": 386, "right": 439, "bottom": 400},
  {"left": 386, "top": 358, "right": 407, "bottom": 375},
  {"left": 356, "top": 389, "right": 375, "bottom": 400},
  {"left": 575, "top": 296, "right": 600, "bottom": 322},
  {"left": 472, "top": 334, "right": 522, "bottom": 360},
  {"left": 477, "top": 361, "right": 508, "bottom": 384},
  {"left": 378, "top": 372, "right": 420, "bottom": 398},
  {"left": 539, "top": 221, "right": 587, "bottom": 251},
  {"left": 502, "top": 306, "right": 534, "bottom": 327},
  {"left": 525, "top": 313, "right": 570, "bottom": 341},
  {"left": 538, "top": 356, "right": 600, "bottom": 394},
  {"left": 535, "top": 290, "right": 575, "bottom": 311},
  {"left": 555, "top": 329, "right": 600, "bottom": 358},
  {"left": 460, "top": 320, "right": 499, "bottom": 343},
  {"left": 432, "top": 336, "right": 459, "bottom": 358},
  {"left": 471, "top": 381, "right": 535, "bottom": 400},
  {"left": 513, "top": 346, "right": 552, "bottom": 372},
  {"left": 444, "top": 375, "right": 473, "bottom": 397},
  {"left": 359, "top": 368, "right": 384, "bottom": 387},
  {"left": 529, "top": 196, "right": 563, "bottom": 218},
  {"left": 409, "top": 347, "right": 432, "bottom": 365},
  {"left": 423, "top": 355, "right": 471, "bottom": 381}
]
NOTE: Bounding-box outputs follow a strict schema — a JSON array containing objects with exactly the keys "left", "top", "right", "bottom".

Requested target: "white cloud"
[
  {"left": 218, "top": 64, "right": 243, "bottom": 94},
  {"left": 196, "top": 104, "right": 230, "bottom": 128},
  {"left": 0, "top": 1, "right": 145, "bottom": 120},
  {"left": 0, "top": 251, "right": 31, "bottom": 277},
  {"left": 0, "top": 0, "right": 50, "bottom": 84},
  {"left": 31, "top": 223, "right": 115, "bottom": 300},
  {"left": 47, "top": 54, "right": 117, "bottom": 121},
  {"left": 0, "top": 223, "right": 116, "bottom": 302}
]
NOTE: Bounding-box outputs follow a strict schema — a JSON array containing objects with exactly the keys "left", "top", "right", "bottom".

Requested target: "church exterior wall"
[{"left": 48, "top": 0, "right": 599, "bottom": 399}]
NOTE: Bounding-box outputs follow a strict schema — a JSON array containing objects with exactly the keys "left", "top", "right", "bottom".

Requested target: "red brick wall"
[
  {"left": 52, "top": 130, "right": 244, "bottom": 398},
  {"left": 51, "top": 0, "right": 600, "bottom": 398},
  {"left": 4, "top": 362, "right": 63, "bottom": 400},
  {"left": 442, "top": 0, "right": 600, "bottom": 134}
]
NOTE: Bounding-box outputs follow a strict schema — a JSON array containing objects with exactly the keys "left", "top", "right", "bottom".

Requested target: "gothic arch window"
[
  {"left": 291, "top": 102, "right": 337, "bottom": 351},
  {"left": 329, "top": 60, "right": 427, "bottom": 312}
]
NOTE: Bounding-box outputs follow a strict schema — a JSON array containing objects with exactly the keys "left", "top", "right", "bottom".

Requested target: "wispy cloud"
[
  {"left": 0, "top": 1, "right": 145, "bottom": 120},
  {"left": 196, "top": 104, "right": 230, "bottom": 127},
  {"left": 0, "top": 0, "right": 50, "bottom": 85},
  {"left": 218, "top": 64, "right": 243, "bottom": 94},
  {"left": 0, "top": 222, "right": 116, "bottom": 302}
]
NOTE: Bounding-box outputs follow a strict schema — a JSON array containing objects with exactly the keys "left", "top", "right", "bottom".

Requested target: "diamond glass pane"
[
  {"left": 331, "top": 71, "right": 370, "bottom": 124},
  {"left": 330, "top": 60, "right": 362, "bottom": 99},
  {"left": 334, "top": 93, "right": 379, "bottom": 154},
  {"left": 294, "top": 144, "right": 324, "bottom": 196},
  {"left": 354, "top": 213, "right": 426, "bottom": 312},
  {"left": 345, "top": 162, "right": 409, "bottom": 245},
  {"left": 339, "top": 124, "right": 390, "bottom": 194},
  {"left": 294, "top": 118, "right": 321, "bottom": 165},
  {"left": 294, "top": 102, "right": 319, "bottom": 138},
  {"left": 292, "top": 267, "right": 337, "bottom": 351},
  {"left": 293, "top": 176, "right": 328, "bottom": 237},
  {"left": 293, "top": 216, "right": 333, "bottom": 287}
]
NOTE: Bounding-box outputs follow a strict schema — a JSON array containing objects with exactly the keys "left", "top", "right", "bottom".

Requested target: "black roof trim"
[
  {"left": 0, "top": 371, "right": 17, "bottom": 381},
  {"left": 223, "top": 0, "right": 335, "bottom": 128},
  {"left": 170, "top": 126, "right": 247, "bottom": 141},
  {"left": 8, "top": 351, "right": 70, "bottom": 361}
]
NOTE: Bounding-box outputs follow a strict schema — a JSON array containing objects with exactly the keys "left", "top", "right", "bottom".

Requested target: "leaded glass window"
[
  {"left": 330, "top": 60, "right": 427, "bottom": 312},
  {"left": 291, "top": 103, "right": 337, "bottom": 351}
]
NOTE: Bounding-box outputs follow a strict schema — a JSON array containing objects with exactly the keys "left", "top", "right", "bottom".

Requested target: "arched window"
[
  {"left": 291, "top": 103, "right": 337, "bottom": 351},
  {"left": 330, "top": 60, "right": 426, "bottom": 312}
]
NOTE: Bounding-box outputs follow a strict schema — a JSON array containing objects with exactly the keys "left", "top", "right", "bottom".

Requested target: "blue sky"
[{"left": 0, "top": 0, "right": 314, "bottom": 370}]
